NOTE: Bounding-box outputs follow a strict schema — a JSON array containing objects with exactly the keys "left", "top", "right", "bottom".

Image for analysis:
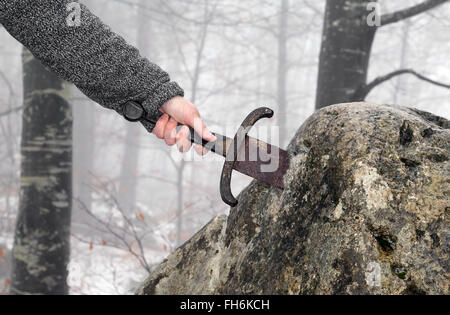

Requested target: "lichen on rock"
[{"left": 137, "top": 103, "right": 449, "bottom": 295}]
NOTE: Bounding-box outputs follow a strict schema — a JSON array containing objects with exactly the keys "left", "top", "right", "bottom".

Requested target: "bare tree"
[
  {"left": 315, "top": 0, "right": 449, "bottom": 110},
  {"left": 159, "top": 0, "right": 217, "bottom": 246},
  {"left": 277, "top": 0, "right": 289, "bottom": 146},
  {"left": 393, "top": 20, "right": 411, "bottom": 105},
  {"left": 74, "top": 175, "right": 155, "bottom": 274},
  {"left": 72, "top": 0, "right": 104, "bottom": 228},
  {"left": 117, "top": 0, "right": 154, "bottom": 215},
  {"left": 10, "top": 49, "right": 72, "bottom": 295}
]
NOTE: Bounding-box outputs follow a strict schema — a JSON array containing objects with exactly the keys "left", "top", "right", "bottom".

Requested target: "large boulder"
[{"left": 137, "top": 103, "right": 449, "bottom": 295}]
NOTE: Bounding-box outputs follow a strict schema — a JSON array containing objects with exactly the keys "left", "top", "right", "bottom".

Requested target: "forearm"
[{"left": 0, "top": 0, "right": 183, "bottom": 130}]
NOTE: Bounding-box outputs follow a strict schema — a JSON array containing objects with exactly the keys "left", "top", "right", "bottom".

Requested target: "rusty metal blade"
[
  {"left": 233, "top": 135, "right": 290, "bottom": 189},
  {"left": 190, "top": 131, "right": 290, "bottom": 189}
]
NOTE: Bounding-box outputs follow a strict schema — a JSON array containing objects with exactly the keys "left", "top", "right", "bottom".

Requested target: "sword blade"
[
  {"left": 234, "top": 136, "right": 289, "bottom": 188},
  {"left": 208, "top": 133, "right": 289, "bottom": 189}
]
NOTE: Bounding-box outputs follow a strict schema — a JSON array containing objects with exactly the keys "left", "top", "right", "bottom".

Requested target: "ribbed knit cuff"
[{"left": 140, "top": 81, "right": 184, "bottom": 133}]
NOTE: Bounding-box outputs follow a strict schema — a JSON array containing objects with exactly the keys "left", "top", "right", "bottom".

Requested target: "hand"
[{"left": 152, "top": 96, "right": 216, "bottom": 155}]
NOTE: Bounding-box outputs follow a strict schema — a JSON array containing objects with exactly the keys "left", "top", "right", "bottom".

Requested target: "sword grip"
[
  {"left": 175, "top": 124, "right": 217, "bottom": 153},
  {"left": 147, "top": 115, "right": 226, "bottom": 155},
  {"left": 123, "top": 101, "right": 225, "bottom": 154}
]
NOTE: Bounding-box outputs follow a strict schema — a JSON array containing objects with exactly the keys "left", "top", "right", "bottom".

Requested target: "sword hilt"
[
  {"left": 123, "top": 101, "right": 274, "bottom": 207},
  {"left": 219, "top": 107, "right": 274, "bottom": 207}
]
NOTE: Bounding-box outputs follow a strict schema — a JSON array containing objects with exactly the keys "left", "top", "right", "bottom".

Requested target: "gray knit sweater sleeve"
[{"left": 0, "top": 0, "right": 184, "bottom": 132}]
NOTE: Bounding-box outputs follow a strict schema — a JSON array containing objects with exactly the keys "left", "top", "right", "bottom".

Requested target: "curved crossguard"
[{"left": 219, "top": 107, "right": 274, "bottom": 207}]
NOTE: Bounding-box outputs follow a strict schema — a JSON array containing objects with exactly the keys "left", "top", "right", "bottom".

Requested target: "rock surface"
[{"left": 137, "top": 103, "right": 449, "bottom": 295}]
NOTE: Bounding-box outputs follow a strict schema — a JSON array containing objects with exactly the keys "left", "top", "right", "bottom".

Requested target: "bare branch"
[
  {"left": 0, "top": 106, "right": 23, "bottom": 118},
  {"left": 381, "top": 0, "right": 449, "bottom": 27},
  {"left": 0, "top": 69, "right": 15, "bottom": 98},
  {"left": 354, "top": 69, "right": 450, "bottom": 100}
]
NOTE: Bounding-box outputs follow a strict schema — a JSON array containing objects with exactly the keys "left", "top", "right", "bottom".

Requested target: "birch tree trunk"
[{"left": 10, "top": 49, "right": 72, "bottom": 295}]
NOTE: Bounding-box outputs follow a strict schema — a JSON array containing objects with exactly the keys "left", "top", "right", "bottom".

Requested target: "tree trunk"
[
  {"left": 117, "top": 0, "right": 152, "bottom": 214},
  {"left": 393, "top": 20, "right": 411, "bottom": 105},
  {"left": 176, "top": 161, "right": 186, "bottom": 247},
  {"left": 11, "top": 49, "right": 72, "bottom": 295},
  {"left": 315, "top": 0, "right": 376, "bottom": 109},
  {"left": 175, "top": 5, "right": 209, "bottom": 247},
  {"left": 72, "top": 0, "right": 104, "bottom": 225},
  {"left": 118, "top": 125, "right": 140, "bottom": 214},
  {"left": 277, "top": 0, "right": 289, "bottom": 146}
]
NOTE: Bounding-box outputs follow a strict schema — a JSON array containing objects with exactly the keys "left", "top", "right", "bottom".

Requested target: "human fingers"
[
  {"left": 161, "top": 98, "right": 216, "bottom": 143},
  {"left": 164, "top": 117, "right": 178, "bottom": 146},
  {"left": 176, "top": 125, "right": 192, "bottom": 153},
  {"left": 152, "top": 114, "right": 169, "bottom": 139}
]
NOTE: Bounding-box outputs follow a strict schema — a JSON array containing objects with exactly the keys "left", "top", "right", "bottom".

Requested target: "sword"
[{"left": 124, "top": 102, "right": 290, "bottom": 207}]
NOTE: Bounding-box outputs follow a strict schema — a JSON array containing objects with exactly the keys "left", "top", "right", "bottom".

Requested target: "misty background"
[{"left": 0, "top": 0, "right": 449, "bottom": 294}]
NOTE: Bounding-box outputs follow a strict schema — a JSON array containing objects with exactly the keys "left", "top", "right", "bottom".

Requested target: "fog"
[{"left": 0, "top": 0, "right": 449, "bottom": 294}]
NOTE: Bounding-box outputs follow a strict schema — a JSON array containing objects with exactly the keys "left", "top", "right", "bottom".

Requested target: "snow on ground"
[
  {"left": 69, "top": 237, "right": 169, "bottom": 295},
  {"left": 69, "top": 199, "right": 177, "bottom": 295},
  {"left": 0, "top": 196, "right": 17, "bottom": 251}
]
